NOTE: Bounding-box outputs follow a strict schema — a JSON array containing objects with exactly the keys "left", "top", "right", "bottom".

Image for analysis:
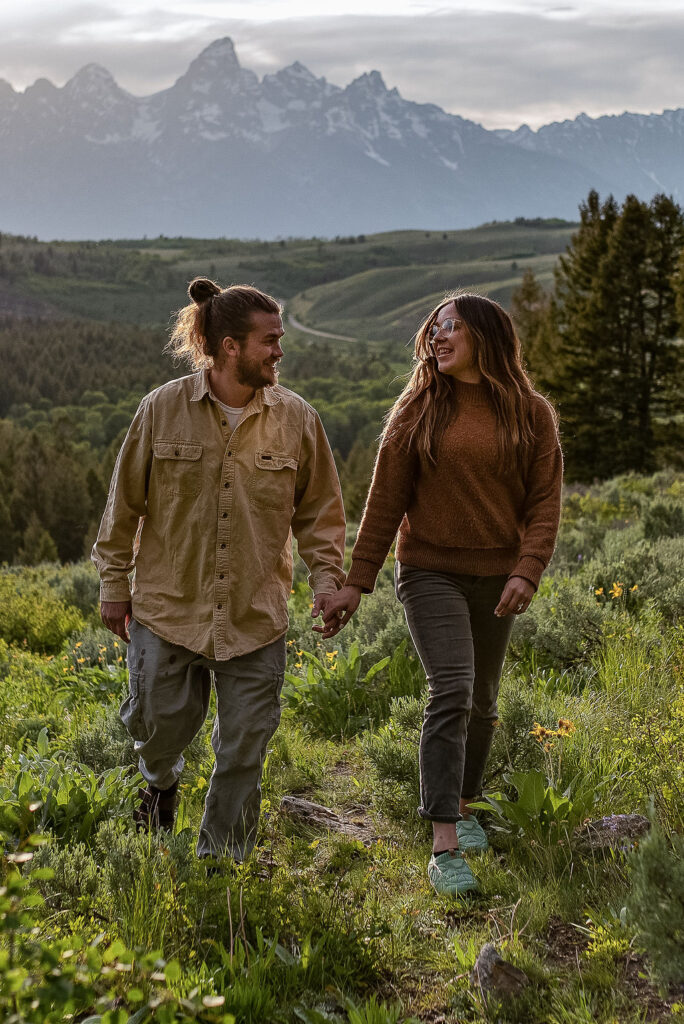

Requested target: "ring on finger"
[{"left": 516, "top": 602, "right": 524, "bottom": 611}]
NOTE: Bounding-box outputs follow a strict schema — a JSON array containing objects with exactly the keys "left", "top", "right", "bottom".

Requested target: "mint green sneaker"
[
  {"left": 456, "top": 817, "right": 489, "bottom": 853},
  {"left": 428, "top": 849, "right": 479, "bottom": 896}
]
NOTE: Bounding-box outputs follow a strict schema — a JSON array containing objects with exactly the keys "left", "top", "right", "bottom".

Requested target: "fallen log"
[{"left": 279, "top": 795, "right": 377, "bottom": 845}]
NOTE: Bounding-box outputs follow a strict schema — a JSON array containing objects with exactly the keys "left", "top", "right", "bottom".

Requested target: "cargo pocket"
[
  {"left": 249, "top": 450, "right": 298, "bottom": 510},
  {"left": 152, "top": 439, "right": 203, "bottom": 496},
  {"left": 120, "top": 671, "right": 149, "bottom": 743}
]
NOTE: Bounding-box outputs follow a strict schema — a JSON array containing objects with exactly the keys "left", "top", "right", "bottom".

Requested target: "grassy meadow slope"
[{"left": 1, "top": 471, "right": 683, "bottom": 1022}]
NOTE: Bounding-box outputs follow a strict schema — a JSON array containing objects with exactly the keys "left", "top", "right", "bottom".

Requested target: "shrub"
[
  {"left": 642, "top": 498, "right": 684, "bottom": 540},
  {"left": 470, "top": 767, "right": 604, "bottom": 841},
  {"left": 510, "top": 577, "right": 604, "bottom": 669},
  {"left": 627, "top": 826, "right": 684, "bottom": 987},
  {"left": 70, "top": 701, "right": 135, "bottom": 775},
  {"left": 362, "top": 694, "right": 423, "bottom": 822},
  {"left": 283, "top": 641, "right": 424, "bottom": 739},
  {"left": 0, "top": 572, "right": 84, "bottom": 653},
  {"left": 0, "top": 728, "right": 141, "bottom": 846}
]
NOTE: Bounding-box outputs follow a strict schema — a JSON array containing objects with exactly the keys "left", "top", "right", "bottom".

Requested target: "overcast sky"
[{"left": 2, "top": 0, "right": 683, "bottom": 129}]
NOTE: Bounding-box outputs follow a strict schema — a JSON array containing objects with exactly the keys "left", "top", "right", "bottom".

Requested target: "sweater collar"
[{"left": 451, "top": 377, "right": 491, "bottom": 406}]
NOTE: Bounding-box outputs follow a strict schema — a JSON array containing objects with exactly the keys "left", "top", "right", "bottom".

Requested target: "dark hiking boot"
[{"left": 134, "top": 779, "right": 179, "bottom": 831}]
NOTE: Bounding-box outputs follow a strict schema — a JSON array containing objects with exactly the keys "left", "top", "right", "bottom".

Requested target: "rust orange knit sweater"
[{"left": 346, "top": 379, "right": 563, "bottom": 592}]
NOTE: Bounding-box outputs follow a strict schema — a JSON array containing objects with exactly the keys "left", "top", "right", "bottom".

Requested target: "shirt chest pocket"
[
  {"left": 249, "top": 450, "right": 299, "bottom": 511},
  {"left": 152, "top": 440, "right": 203, "bottom": 496}
]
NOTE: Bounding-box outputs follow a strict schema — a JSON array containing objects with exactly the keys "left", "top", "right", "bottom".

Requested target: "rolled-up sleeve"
[
  {"left": 91, "top": 398, "right": 152, "bottom": 602},
  {"left": 291, "top": 408, "right": 346, "bottom": 596}
]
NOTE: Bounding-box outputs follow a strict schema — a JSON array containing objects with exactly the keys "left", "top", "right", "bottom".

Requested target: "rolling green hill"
[{"left": 1, "top": 219, "right": 575, "bottom": 339}]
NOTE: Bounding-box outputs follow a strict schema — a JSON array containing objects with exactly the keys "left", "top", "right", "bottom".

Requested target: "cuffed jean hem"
[{"left": 418, "top": 809, "right": 462, "bottom": 823}]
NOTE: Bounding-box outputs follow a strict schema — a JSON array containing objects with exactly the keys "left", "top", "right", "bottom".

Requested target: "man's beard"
[{"left": 236, "top": 351, "right": 279, "bottom": 390}]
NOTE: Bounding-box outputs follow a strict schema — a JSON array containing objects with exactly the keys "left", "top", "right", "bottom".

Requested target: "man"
[{"left": 92, "top": 278, "right": 345, "bottom": 860}]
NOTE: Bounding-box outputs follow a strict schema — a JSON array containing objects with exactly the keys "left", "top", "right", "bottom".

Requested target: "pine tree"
[
  {"left": 510, "top": 268, "right": 557, "bottom": 392},
  {"left": 551, "top": 192, "right": 684, "bottom": 479},
  {"left": 17, "top": 513, "right": 58, "bottom": 566}
]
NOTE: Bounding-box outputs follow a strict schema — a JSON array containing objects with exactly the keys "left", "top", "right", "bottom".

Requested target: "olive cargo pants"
[{"left": 121, "top": 618, "right": 286, "bottom": 860}]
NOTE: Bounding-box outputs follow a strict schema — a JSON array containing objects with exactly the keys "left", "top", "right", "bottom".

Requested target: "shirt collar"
[{"left": 191, "top": 369, "right": 281, "bottom": 408}]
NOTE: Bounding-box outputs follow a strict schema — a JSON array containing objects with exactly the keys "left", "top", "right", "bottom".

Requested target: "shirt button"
[
  {"left": 224, "top": 482, "right": 230, "bottom": 488},
  {"left": 219, "top": 573, "right": 225, "bottom": 579},
  {"left": 222, "top": 512, "right": 228, "bottom": 519},
  {"left": 174, "top": 449, "right": 180, "bottom": 456},
  {"left": 226, "top": 451, "right": 232, "bottom": 457},
  {"left": 217, "top": 603, "right": 222, "bottom": 609},
  {"left": 220, "top": 543, "right": 226, "bottom": 549},
  {"left": 221, "top": 420, "right": 227, "bottom": 426}
]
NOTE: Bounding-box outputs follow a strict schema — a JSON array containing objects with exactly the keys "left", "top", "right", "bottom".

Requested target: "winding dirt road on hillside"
[{"left": 287, "top": 314, "right": 356, "bottom": 342}]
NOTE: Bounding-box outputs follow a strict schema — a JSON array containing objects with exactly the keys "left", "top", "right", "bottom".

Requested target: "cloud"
[{"left": 0, "top": 7, "right": 682, "bottom": 127}]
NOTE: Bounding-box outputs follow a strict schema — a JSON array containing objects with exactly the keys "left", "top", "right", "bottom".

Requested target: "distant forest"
[{"left": 1, "top": 197, "right": 682, "bottom": 566}]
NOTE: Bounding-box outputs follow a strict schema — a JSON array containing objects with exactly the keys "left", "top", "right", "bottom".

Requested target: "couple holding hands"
[{"left": 93, "top": 278, "right": 562, "bottom": 896}]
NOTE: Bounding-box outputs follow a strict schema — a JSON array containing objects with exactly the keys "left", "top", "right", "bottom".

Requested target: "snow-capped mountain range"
[{"left": 0, "top": 38, "right": 681, "bottom": 239}]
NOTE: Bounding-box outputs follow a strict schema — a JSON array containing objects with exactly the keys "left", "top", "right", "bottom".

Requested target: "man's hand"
[
  {"left": 100, "top": 600, "right": 132, "bottom": 642},
  {"left": 494, "top": 576, "right": 535, "bottom": 618},
  {"left": 312, "top": 586, "right": 362, "bottom": 639}
]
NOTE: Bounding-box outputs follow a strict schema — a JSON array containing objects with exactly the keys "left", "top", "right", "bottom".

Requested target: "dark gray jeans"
[
  {"left": 121, "top": 619, "right": 286, "bottom": 860},
  {"left": 394, "top": 562, "right": 514, "bottom": 823}
]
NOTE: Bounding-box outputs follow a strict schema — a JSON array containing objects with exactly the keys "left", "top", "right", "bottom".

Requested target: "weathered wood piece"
[
  {"left": 279, "top": 796, "right": 377, "bottom": 844},
  {"left": 575, "top": 813, "right": 650, "bottom": 851}
]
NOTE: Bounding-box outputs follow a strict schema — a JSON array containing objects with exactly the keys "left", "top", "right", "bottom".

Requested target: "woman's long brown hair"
[{"left": 384, "top": 292, "right": 545, "bottom": 472}]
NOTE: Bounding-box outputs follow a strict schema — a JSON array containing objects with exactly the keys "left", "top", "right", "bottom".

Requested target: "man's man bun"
[{"left": 188, "top": 278, "right": 221, "bottom": 304}]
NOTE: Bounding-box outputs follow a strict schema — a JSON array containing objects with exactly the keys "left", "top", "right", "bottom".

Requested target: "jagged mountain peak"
[
  {"left": 183, "top": 37, "right": 242, "bottom": 79},
  {"left": 172, "top": 35, "right": 258, "bottom": 97},
  {"left": 63, "top": 63, "right": 130, "bottom": 103},
  {"left": 348, "top": 70, "right": 389, "bottom": 95},
  {"left": 23, "top": 77, "right": 59, "bottom": 100},
  {"left": 0, "top": 36, "right": 682, "bottom": 239},
  {"left": 66, "top": 63, "right": 118, "bottom": 87}
]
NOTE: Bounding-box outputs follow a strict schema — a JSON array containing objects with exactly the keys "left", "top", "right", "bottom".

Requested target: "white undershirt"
[{"left": 215, "top": 399, "right": 246, "bottom": 433}]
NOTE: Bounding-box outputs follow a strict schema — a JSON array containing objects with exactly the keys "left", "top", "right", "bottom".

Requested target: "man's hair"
[{"left": 167, "top": 278, "right": 282, "bottom": 370}]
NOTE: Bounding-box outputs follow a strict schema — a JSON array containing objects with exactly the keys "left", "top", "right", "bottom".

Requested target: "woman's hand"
[
  {"left": 312, "top": 586, "right": 363, "bottom": 639},
  {"left": 494, "top": 576, "right": 535, "bottom": 617}
]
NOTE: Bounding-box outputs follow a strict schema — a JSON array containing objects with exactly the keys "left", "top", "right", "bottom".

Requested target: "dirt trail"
[{"left": 287, "top": 314, "right": 356, "bottom": 342}]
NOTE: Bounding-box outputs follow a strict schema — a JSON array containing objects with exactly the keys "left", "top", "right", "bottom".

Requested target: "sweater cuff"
[
  {"left": 345, "top": 559, "right": 382, "bottom": 594},
  {"left": 99, "top": 579, "right": 133, "bottom": 603},
  {"left": 509, "top": 555, "right": 547, "bottom": 591}
]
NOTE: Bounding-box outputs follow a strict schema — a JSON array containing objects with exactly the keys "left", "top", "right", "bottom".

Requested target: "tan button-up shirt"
[{"left": 92, "top": 371, "right": 346, "bottom": 659}]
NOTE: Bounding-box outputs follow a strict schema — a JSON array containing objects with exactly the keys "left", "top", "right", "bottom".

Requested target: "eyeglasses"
[{"left": 428, "top": 317, "right": 464, "bottom": 343}]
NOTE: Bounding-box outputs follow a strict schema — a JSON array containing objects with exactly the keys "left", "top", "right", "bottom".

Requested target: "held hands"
[
  {"left": 311, "top": 586, "right": 362, "bottom": 639},
  {"left": 494, "top": 576, "right": 535, "bottom": 617},
  {"left": 100, "top": 600, "right": 132, "bottom": 642}
]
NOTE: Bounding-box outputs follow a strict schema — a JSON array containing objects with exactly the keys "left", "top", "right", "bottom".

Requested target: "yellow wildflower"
[
  {"left": 74, "top": 641, "right": 83, "bottom": 648},
  {"left": 609, "top": 581, "right": 624, "bottom": 599},
  {"left": 629, "top": 584, "right": 638, "bottom": 592},
  {"left": 557, "top": 718, "right": 575, "bottom": 735},
  {"left": 594, "top": 587, "right": 604, "bottom": 596}
]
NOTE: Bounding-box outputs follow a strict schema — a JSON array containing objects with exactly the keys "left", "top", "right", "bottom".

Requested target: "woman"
[{"left": 318, "top": 292, "right": 563, "bottom": 895}]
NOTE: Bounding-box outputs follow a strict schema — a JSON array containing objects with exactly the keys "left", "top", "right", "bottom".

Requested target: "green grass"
[{"left": 2, "top": 473, "right": 682, "bottom": 1022}]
